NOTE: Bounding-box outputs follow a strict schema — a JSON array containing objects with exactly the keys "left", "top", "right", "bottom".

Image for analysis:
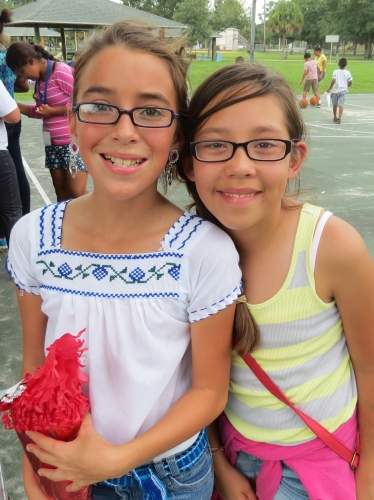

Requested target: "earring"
[
  {"left": 165, "top": 149, "right": 179, "bottom": 186},
  {"left": 68, "top": 142, "right": 79, "bottom": 178}
]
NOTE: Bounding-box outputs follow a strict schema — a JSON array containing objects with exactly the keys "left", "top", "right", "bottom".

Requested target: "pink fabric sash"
[{"left": 219, "top": 413, "right": 357, "bottom": 499}]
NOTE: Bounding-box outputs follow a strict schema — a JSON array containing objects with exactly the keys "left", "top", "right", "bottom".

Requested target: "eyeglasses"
[
  {"left": 73, "top": 103, "right": 180, "bottom": 128},
  {"left": 190, "top": 139, "right": 296, "bottom": 163}
]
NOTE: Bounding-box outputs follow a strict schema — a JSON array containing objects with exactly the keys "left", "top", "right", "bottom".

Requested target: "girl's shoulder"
[
  {"left": 163, "top": 211, "right": 238, "bottom": 255},
  {"left": 319, "top": 213, "right": 368, "bottom": 265},
  {"left": 53, "top": 61, "right": 73, "bottom": 78},
  {"left": 11, "top": 202, "right": 67, "bottom": 250}
]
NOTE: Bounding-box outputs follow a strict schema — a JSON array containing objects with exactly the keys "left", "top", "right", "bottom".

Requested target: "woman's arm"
[
  {"left": 17, "top": 290, "right": 50, "bottom": 499},
  {"left": 26, "top": 304, "right": 236, "bottom": 492},
  {"left": 318, "top": 217, "right": 374, "bottom": 500}
]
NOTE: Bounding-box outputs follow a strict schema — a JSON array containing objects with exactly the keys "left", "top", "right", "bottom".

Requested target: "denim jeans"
[
  {"left": 0, "top": 149, "right": 22, "bottom": 244},
  {"left": 6, "top": 120, "right": 30, "bottom": 215},
  {"left": 236, "top": 451, "right": 308, "bottom": 500},
  {"left": 92, "top": 432, "right": 213, "bottom": 499}
]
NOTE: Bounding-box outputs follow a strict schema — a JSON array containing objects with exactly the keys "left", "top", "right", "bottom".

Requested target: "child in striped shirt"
[
  {"left": 179, "top": 63, "right": 374, "bottom": 499},
  {"left": 6, "top": 42, "right": 87, "bottom": 201}
]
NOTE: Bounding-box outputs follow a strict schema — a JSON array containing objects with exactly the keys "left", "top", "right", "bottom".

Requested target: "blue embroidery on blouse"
[
  {"left": 168, "top": 264, "right": 181, "bottom": 280},
  {"left": 177, "top": 219, "right": 204, "bottom": 250},
  {"left": 57, "top": 262, "right": 73, "bottom": 277},
  {"left": 39, "top": 205, "right": 49, "bottom": 250},
  {"left": 168, "top": 213, "right": 194, "bottom": 246},
  {"left": 37, "top": 260, "right": 181, "bottom": 284},
  {"left": 6, "top": 258, "right": 40, "bottom": 292},
  {"left": 51, "top": 203, "right": 59, "bottom": 247},
  {"left": 39, "top": 284, "right": 179, "bottom": 300},
  {"left": 189, "top": 285, "right": 242, "bottom": 314},
  {"left": 38, "top": 248, "right": 183, "bottom": 259}
]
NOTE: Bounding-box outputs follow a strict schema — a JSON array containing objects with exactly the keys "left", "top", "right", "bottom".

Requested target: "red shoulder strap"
[{"left": 241, "top": 353, "right": 359, "bottom": 469}]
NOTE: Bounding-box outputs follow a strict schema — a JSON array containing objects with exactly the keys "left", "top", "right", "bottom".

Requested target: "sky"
[
  {"left": 211, "top": 0, "right": 268, "bottom": 20},
  {"left": 109, "top": 0, "right": 269, "bottom": 22}
]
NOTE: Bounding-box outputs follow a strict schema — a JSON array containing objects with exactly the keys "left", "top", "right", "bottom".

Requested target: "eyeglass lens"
[
  {"left": 195, "top": 140, "right": 289, "bottom": 161},
  {"left": 77, "top": 103, "right": 173, "bottom": 127}
]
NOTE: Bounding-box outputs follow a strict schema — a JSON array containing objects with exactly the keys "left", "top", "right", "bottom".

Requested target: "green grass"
[
  {"left": 189, "top": 50, "right": 374, "bottom": 94},
  {"left": 15, "top": 89, "right": 34, "bottom": 103},
  {"left": 15, "top": 51, "right": 374, "bottom": 104}
]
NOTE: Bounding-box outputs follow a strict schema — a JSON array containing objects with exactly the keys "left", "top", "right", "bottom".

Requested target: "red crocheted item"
[{"left": 0, "top": 331, "right": 91, "bottom": 499}]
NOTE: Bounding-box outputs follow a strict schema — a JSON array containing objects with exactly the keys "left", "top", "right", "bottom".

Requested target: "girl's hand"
[
  {"left": 25, "top": 414, "right": 125, "bottom": 492},
  {"left": 215, "top": 460, "right": 256, "bottom": 500},
  {"left": 23, "top": 455, "right": 52, "bottom": 500},
  {"left": 35, "top": 105, "right": 54, "bottom": 117}
]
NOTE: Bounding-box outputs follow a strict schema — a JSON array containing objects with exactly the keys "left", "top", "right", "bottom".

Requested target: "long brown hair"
[
  {"left": 74, "top": 23, "right": 188, "bottom": 133},
  {"left": 178, "top": 64, "right": 307, "bottom": 354}
]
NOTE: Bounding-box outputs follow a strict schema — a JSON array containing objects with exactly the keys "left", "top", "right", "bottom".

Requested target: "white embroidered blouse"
[{"left": 7, "top": 201, "right": 242, "bottom": 457}]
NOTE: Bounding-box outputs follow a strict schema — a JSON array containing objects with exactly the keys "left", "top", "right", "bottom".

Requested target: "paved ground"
[{"left": 1, "top": 94, "right": 374, "bottom": 499}]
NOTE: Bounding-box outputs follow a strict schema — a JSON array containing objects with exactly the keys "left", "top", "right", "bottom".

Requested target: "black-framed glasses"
[
  {"left": 190, "top": 139, "right": 296, "bottom": 163},
  {"left": 73, "top": 103, "right": 180, "bottom": 128}
]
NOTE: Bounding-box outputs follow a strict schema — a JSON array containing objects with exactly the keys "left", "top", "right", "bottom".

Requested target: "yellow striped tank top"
[{"left": 226, "top": 203, "right": 357, "bottom": 445}]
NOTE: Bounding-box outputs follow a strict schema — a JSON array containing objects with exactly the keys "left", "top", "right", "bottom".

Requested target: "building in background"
[{"left": 216, "top": 28, "right": 248, "bottom": 50}]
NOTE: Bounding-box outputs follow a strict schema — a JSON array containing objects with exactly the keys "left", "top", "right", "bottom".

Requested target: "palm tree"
[{"left": 268, "top": 0, "right": 303, "bottom": 57}]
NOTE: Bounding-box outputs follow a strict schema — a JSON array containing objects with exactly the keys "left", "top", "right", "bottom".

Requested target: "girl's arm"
[
  {"left": 17, "top": 291, "right": 47, "bottom": 374},
  {"left": 36, "top": 104, "right": 68, "bottom": 118},
  {"left": 26, "top": 304, "right": 236, "bottom": 492},
  {"left": 16, "top": 290, "right": 50, "bottom": 499},
  {"left": 18, "top": 292, "right": 49, "bottom": 500},
  {"left": 319, "top": 217, "right": 374, "bottom": 500},
  {"left": 208, "top": 423, "right": 256, "bottom": 500},
  {"left": 18, "top": 103, "right": 41, "bottom": 119}
]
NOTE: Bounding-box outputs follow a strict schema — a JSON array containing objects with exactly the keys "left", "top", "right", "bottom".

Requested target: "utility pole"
[{"left": 250, "top": 0, "right": 257, "bottom": 62}]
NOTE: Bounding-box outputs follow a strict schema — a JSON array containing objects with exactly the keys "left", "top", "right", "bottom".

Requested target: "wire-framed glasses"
[
  {"left": 73, "top": 103, "right": 180, "bottom": 128},
  {"left": 190, "top": 139, "right": 296, "bottom": 162}
]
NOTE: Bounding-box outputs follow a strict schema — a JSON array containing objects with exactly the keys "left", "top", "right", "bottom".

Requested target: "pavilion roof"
[{"left": 8, "top": 0, "right": 187, "bottom": 30}]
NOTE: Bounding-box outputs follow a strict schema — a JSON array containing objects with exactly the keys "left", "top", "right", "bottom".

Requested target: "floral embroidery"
[
  {"left": 37, "top": 260, "right": 181, "bottom": 284},
  {"left": 58, "top": 263, "right": 73, "bottom": 277}
]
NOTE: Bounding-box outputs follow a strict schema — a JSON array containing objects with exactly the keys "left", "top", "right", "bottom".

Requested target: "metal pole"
[
  {"left": 34, "top": 25, "right": 41, "bottom": 44},
  {"left": 263, "top": 0, "right": 266, "bottom": 51},
  {"left": 60, "top": 26, "right": 67, "bottom": 61},
  {"left": 250, "top": 0, "right": 257, "bottom": 62}
]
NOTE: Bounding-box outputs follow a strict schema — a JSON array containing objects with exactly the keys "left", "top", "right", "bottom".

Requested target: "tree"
[
  {"left": 295, "top": 0, "right": 328, "bottom": 46},
  {"left": 211, "top": 0, "right": 250, "bottom": 39},
  {"left": 324, "top": 0, "right": 374, "bottom": 58},
  {"left": 121, "top": 0, "right": 154, "bottom": 10},
  {"left": 173, "top": 0, "right": 211, "bottom": 46},
  {"left": 268, "top": 0, "right": 304, "bottom": 56},
  {"left": 121, "top": 0, "right": 179, "bottom": 19}
]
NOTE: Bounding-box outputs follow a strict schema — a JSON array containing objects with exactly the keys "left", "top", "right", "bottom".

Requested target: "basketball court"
[{"left": 1, "top": 93, "right": 374, "bottom": 499}]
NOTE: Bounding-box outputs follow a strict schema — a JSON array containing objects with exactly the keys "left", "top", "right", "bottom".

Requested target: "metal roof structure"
[
  {"left": 8, "top": 0, "right": 187, "bottom": 58},
  {"left": 6, "top": 26, "right": 60, "bottom": 38}
]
